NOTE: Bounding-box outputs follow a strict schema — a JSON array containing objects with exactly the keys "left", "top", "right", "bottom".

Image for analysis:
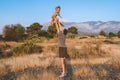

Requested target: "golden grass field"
[{"left": 0, "top": 37, "right": 120, "bottom": 80}]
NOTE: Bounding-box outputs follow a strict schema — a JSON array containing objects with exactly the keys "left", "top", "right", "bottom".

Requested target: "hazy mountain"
[
  {"left": 43, "top": 21, "right": 120, "bottom": 33},
  {"left": 0, "top": 21, "right": 120, "bottom": 34}
]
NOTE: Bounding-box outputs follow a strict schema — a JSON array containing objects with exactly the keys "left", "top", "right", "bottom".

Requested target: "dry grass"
[
  {"left": 37, "top": 72, "right": 57, "bottom": 80},
  {"left": 0, "top": 54, "right": 58, "bottom": 72},
  {"left": 74, "top": 66, "right": 97, "bottom": 80},
  {"left": 0, "top": 38, "right": 120, "bottom": 80},
  {"left": 109, "top": 56, "right": 120, "bottom": 69},
  {"left": 16, "top": 71, "right": 57, "bottom": 80},
  {"left": 68, "top": 38, "right": 111, "bottom": 59},
  {"left": 0, "top": 63, "right": 6, "bottom": 77}
]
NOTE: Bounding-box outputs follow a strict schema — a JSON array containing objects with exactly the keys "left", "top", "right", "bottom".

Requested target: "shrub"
[
  {"left": 44, "top": 45, "right": 58, "bottom": 53},
  {"left": 108, "top": 32, "right": 116, "bottom": 38},
  {"left": 79, "top": 36, "right": 88, "bottom": 39},
  {"left": 3, "top": 24, "right": 25, "bottom": 41},
  {"left": 67, "top": 33, "right": 76, "bottom": 39},
  {"left": 89, "top": 34, "right": 95, "bottom": 38},
  {"left": 117, "top": 31, "right": 120, "bottom": 38},
  {"left": 13, "top": 42, "right": 43, "bottom": 54},
  {"left": 38, "top": 37, "right": 48, "bottom": 43},
  {"left": 68, "top": 48, "right": 80, "bottom": 59},
  {"left": 27, "top": 37, "right": 47, "bottom": 43},
  {"left": 99, "top": 30, "right": 107, "bottom": 36},
  {"left": 0, "top": 44, "right": 12, "bottom": 58},
  {"left": 68, "top": 26, "right": 78, "bottom": 34},
  {"left": 68, "top": 42, "right": 109, "bottom": 59},
  {"left": 103, "top": 40, "right": 118, "bottom": 44},
  {"left": 47, "top": 24, "right": 57, "bottom": 37},
  {"left": 0, "top": 35, "right": 3, "bottom": 41}
]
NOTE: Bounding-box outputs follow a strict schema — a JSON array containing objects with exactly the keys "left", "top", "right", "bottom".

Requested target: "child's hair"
[{"left": 55, "top": 6, "right": 61, "bottom": 10}]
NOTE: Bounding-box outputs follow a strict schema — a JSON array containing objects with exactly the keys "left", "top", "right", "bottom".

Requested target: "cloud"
[{"left": 59, "top": 18, "right": 71, "bottom": 22}]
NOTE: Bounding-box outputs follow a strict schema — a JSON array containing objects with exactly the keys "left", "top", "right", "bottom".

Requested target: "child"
[{"left": 50, "top": 6, "right": 63, "bottom": 33}]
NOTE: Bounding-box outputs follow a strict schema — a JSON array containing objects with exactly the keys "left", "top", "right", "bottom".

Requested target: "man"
[
  {"left": 51, "top": 6, "right": 69, "bottom": 77},
  {"left": 57, "top": 29, "right": 69, "bottom": 78}
]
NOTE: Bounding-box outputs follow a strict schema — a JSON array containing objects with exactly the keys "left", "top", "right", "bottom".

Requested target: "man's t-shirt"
[{"left": 58, "top": 32, "right": 66, "bottom": 47}]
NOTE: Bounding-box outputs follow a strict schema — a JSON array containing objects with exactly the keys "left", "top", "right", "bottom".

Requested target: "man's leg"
[
  {"left": 61, "top": 58, "right": 66, "bottom": 73},
  {"left": 59, "top": 57, "right": 67, "bottom": 77}
]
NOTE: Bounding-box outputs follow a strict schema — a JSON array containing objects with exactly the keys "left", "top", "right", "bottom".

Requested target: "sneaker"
[{"left": 59, "top": 72, "right": 67, "bottom": 78}]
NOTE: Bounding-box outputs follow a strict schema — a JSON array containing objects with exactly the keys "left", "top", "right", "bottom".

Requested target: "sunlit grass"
[{"left": 0, "top": 37, "right": 120, "bottom": 80}]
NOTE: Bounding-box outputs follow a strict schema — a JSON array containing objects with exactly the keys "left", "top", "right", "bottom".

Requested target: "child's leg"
[
  {"left": 50, "top": 19, "right": 54, "bottom": 26},
  {"left": 50, "top": 21, "right": 53, "bottom": 26}
]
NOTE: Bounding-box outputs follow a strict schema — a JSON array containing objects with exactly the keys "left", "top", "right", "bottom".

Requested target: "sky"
[{"left": 0, "top": 0, "right": 120, "bottom": 33}]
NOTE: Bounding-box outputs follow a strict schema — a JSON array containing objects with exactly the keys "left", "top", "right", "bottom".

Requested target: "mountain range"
[
  {"left": 43, "top": 21, "right": 120, "bottom": 33},
  {"left": 0, "top": 21, "right": 120, "bottom": 35}
]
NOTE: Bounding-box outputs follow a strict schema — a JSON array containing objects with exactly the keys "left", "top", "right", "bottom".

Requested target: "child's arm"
[
  {"left": 57, "top": 12, "right": 62, "bottom": 18},
  {"left": 58, "top": 14, "right": 62, "bottom": 18}
]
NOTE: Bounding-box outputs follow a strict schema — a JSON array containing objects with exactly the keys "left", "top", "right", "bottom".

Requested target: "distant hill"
[
  {"left": 43, "top": 21, "right": 120, "bottom": 33},
  {"left": 1, "top": 21, "right": 120, "bottom": 34}
]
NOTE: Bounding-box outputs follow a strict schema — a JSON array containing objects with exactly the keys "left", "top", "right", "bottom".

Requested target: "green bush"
[
  {"left": 13, "top": 42, "right": 43, "bottom": 54},
  {"left": 68, "top": 26, "right": 78, "bottom": 34},
  {"left": 0, "top": 44, "right": 12, "bottom": 58},
  {"left": 38, "top": 37, "right": 48, "bottom": 43},
  {"left": 89, "top": 34, "right": 95, "bottom": 38},
  {"left": 117, "top": 31, "right": 120, "bottom": 38},
  {"left": 26, "top": 37, "right": 48, "bottom": 43},
  {"left": 99, "top": 30, "right": 107, "bottom": 36},
  {"left": 67, "top": 33, "right": 76, "bottom": 39},
  {"left": 108, "top": 32, "right": 116, "bottom": 38},
  {"left": 79, "top": 36, "right": 88, "bottom": 39},
  {"left": 0, "top": 35, "right": 3, "bottom": 41}
]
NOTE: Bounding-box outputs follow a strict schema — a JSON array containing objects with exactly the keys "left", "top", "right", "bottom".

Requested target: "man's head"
[{"left": 63, "top": 29, "right": 68, "bottom": 36}]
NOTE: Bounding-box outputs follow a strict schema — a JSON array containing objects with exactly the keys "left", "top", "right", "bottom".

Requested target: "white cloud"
[{"left": 59, "top": 18, "right": 71, "bottom": 22}]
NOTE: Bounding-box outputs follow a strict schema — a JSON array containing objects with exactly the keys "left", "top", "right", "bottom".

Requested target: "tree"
[
  {"left": 99, "top": 30, "right": 106, "bottom": 36},
  {"left": 117, "top": 31, "right": 120, "bottom": 38},
  {"left": 47, "top": 24, "right": 57, "bottom": 37},
  {"left": 3, "top": 24, "right": 25, "bottom": 41},
  {"left": 108, "top": 32, "right": 115, "bottom": 38},
  {"left": 14, "top": 24, "right": 25, "bottom": 41},
  {"left": 26, "top": 22, "right": 43, "bottom": 37},
  {"left": 68, "top": 26, "right": 78, "bottom": 34},
  {"left": 3, "top": 25, "right": 14, "bottom": 41},
  {"left": 38, "top": 30, "right": 52, "bottom": 38},
  {"left": 0, "top": 35, "right": 3, "bottom": 41}
]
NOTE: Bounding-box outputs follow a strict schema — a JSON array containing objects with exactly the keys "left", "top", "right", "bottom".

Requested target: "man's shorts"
[{"left": 59, "top": 47, "right": 69, "bottom": 58}]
